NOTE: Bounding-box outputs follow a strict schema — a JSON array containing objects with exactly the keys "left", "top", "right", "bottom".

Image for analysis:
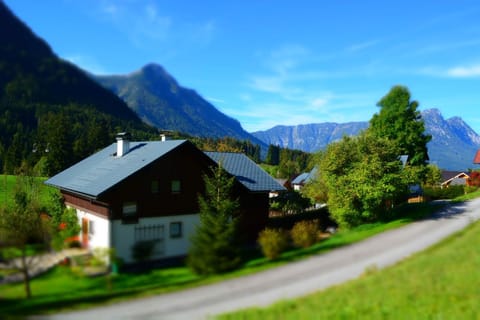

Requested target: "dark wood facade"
[{"left": 100, "top": 142, "right": 212, "bottom": 220}]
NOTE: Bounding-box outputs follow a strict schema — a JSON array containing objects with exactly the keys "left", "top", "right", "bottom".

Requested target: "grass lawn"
[
  {"left": 0, "top": 200, "right": 446, "bottom": 317},
  {"left": 219, "top": 216, "right": 480, "bottom": 320}
]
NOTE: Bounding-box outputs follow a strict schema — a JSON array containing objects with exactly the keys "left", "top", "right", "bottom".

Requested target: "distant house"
[
  {"left": 45, "top": 133, "right": 285, "bottom": 264},
  {"left": 440, "top": 170, "right": 470, "bottom": 188},
  {"left": 291, "top": 167, "right": 318, "bottom": 191}
]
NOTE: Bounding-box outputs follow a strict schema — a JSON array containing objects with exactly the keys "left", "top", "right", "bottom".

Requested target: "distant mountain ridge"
[
  {"left": 252, "top": 109, "right": 480, "bottom": 171},
  {"left": 95, "top": 64, "right": 265, "bottom": 147}
]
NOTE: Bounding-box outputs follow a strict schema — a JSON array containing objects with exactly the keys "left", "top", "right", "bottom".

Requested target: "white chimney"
[
  {"left": 116, "top": 132, "right": 131, "bottom": 157},
  {"left": 160, "top": 134, "right": 167, "bottom": 142}
]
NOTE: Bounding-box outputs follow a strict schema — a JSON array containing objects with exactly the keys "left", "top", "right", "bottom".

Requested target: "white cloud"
[
  {"left": 418, "top": 64, "right": 480, "bottom": 78},
  {"left": 206, "top": 96, "right": 225, "bottom": 104},
  {"left": 93, "top": 1, "right": 216, "bottom": 49},
  {"left": 240, "top": 44, "right": 383, "bottom": 131},
  {"left": 63, "top": 54, "right": 108, "bottom": 75},
  {"left": 224, "top": 90, "right": 377, "bottom": 132},
  {"left": 346, "top": 39, "right": 380, "bottom": 53},
  {"left": 447, "top": 65, "right": 480, "bottom": 78}
]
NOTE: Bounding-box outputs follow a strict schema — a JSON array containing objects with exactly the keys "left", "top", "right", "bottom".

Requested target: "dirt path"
[{"left": 34, "top": 198, "right": 480, "bottom": 320}]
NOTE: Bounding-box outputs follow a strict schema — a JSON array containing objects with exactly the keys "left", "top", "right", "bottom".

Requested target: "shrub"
[
  {"left": 423, "top": 186, "right": 465, "bottom": 200},
  {"left": 291, "top": 220, "right": 320, "bottom": 248},
  {"left": 258, "top": 228, "right": 289, "bottom": 260},
  {"left": 465, "top": 185, "right": 479, "bottom": 194},
  {"left": 132, "top": 241, "right": 156, "bottom": 262}
]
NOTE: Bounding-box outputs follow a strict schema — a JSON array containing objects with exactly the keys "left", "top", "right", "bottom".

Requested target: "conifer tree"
[{"left": 187, "top": 163, "right": 241, "bottom": 275}]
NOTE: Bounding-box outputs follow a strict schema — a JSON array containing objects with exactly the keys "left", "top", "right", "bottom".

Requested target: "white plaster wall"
[
  {"left": 112, "top": 214, "right": 200, "bottom": 263},
  {"left": 74, "top": 208, "right": 111, "bottom": 250}
]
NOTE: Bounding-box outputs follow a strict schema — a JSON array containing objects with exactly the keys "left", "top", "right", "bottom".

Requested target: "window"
[
  {"left": 134, "top": 225, "right": 165, "bottom": 256},
  {"left": 151, "top": 180, "right": 159, "bottom": 194},
  {"left": 171, "top": 180, "right": 181, "bottom": 193},
  {"left": 135, "top": 225, "right": 164, "bottom": 242},
  {"left": 122, "top": 202, "right": 137, "bottom": 216},
  {"left": 170, "top": 222, "right": 182, "bottom": 238},
  {"left": 88, "top": 220, "right": 94, "bottom": 235}
]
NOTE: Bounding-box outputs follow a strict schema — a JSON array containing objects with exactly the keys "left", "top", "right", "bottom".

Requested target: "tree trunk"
[{"left": 21, "top": 250, "right": 32, "bottom": 299}]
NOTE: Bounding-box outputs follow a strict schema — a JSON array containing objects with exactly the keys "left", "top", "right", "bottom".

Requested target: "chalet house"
[
  {"left": 45, "top": 133, "right": 285, "bottom": 264},
  {"left": 440, "top": 170, "right": 470, "bottom": 188}
]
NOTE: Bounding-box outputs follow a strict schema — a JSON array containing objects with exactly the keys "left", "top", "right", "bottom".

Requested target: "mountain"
[
  {"left": 95, "top": 64, "right": 264, "bottom": 146},
  {"left": 422, "top": 109, "right": 480, "bottom": 170},
  {"left": 0, "top": 2, "right": 156, "bottom": 174},
  {"left": 252, "top": 108, "right": 480, "bottom": 171},
  {"left": 252, "top": 122, "right": 369, "bottom": 152},
  {"left": 0, "top": 2, "right": 142, "bottom": 122}
]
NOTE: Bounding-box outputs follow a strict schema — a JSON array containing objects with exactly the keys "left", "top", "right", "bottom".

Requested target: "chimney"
[
  {"left": 160, "top": 134, "right": 167, "bottom": 142},
  {"left": 116, "top": 132, "right": 131, "bottom": 157}
]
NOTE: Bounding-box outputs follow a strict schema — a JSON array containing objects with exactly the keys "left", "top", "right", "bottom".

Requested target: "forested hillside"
[{"left": 0, "top": 2, "right": 158, "bottom": 175}]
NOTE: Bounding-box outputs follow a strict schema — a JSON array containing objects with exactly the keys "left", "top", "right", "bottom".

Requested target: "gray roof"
[
  {"left": 45, "top": 140, "right": 285, "bottom": 199},
  {"left": 292, "top": 167, "right": 318, "bottom": 185},
  {"left": 45, "top": 140, "right": 187, "bottom": 198},
  {"left": 205, "top": 152, "right": 286, "bottom": 192}
]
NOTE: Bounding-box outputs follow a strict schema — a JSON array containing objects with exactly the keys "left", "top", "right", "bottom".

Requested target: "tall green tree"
[
  {"left": 265, "top": 144, "right": 280, "bottom": 165},
  {"left": 369, "top": 85, "right": 431, "bottom": 168},
  {"left": 187, "top": 163, "right": 241, "bottom": 275},
  {"left": 37, "top": 112, "right": 73, "bottom": 176}
]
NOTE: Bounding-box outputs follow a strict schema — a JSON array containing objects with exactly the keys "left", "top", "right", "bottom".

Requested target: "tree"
[
  {"left": 424, "top": 164, "right": 442, "bottom": 187},
  {"left": 0, "top": 174, "right": 51, "bottom": 298},
  {"left": 48, "top": 191, "right": 80, "bottom": 250},
  {"left": 318, "top": 132, "right": 411, "bottom": 228},
  {"left": 265, "top": 144, "right": 280, "bottom": 165},
  {"left": 369, "top": 85, "right": 431, "bottom": 168},
  {"left": 187, "top": 163, "right": 242, "bottom": 275}
]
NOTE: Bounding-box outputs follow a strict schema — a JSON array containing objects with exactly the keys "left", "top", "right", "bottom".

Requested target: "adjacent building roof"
[
  {"left": 205, "top": 152, "right": 286, "bottom": 192},
  {"left": 440, "top": 170, "right": 470, "bottom": 187},
  {"left": 474, "top": 150, "right": 480, "bottom": 164},
  {"left": 45, "top": 140, "right": 285, "bottom": 199},
  {"left": 45, "top": 140, "right": 187, "bottom": 198},
  {"left": 399, "top": 155, "right": 409, "bottom": 168},
  {"left": 292, "top": 167, "right": 318, "bottom": 185}
]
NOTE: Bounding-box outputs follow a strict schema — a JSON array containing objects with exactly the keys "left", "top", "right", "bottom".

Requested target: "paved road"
[{"left": 36, "top": 198, "right": 480, "bottom": 320}]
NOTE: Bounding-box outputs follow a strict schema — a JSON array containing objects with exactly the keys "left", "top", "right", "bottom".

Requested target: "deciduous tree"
[
  {"left": 318, "top": 132, "right": 411, "bottom": 228},
  {"left": 0, "top": 174, "right": 50, "bottom": 298}
]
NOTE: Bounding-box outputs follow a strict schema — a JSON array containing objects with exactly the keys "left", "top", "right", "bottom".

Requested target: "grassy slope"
[
  {"left": 0, "top": 175, "right": 56, "bottom": 209},
  {"left": 1, "top": 178, "right": 477, "bottom": 317},
  {"left": 220, "top": 209, "right": 480, "bottom": 319}
]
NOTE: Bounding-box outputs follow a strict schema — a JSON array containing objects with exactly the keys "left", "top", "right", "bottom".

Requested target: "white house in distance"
[{"left": 45, "top": 133, "right": 285, "bottom": 264}]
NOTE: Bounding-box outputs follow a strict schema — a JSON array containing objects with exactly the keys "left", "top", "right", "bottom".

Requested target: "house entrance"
[{"left": 82, "top": 217, "right": 89, "bottom": 248}]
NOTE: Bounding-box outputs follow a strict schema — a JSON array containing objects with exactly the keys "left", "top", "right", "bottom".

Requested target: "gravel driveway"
[{"left": 34, "top": 198, "right": 480, "bottom": 320}]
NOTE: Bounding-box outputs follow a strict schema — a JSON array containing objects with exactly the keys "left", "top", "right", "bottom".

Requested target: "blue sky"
[{"left": 5, "top": 0, "right": 480, "bottom": 133}]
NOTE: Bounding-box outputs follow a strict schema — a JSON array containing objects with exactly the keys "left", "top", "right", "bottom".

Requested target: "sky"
[{"left": 5, "top": 0, "right": 480, "bottom": 133}]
